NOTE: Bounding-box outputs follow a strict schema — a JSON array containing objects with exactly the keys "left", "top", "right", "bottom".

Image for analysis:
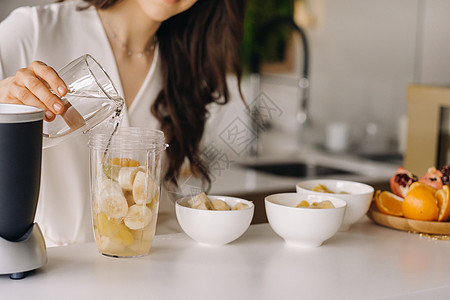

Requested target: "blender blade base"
[{"left": 0, "top": 223, "right": 47, "bottom": 280}]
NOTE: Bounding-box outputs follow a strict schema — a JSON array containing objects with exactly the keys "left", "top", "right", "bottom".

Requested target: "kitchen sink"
[{"left": 241, "top": 162, "right": 355, "bottom": 178}]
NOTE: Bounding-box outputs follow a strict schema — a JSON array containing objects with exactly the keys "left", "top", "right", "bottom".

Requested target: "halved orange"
[
  {"left": 402, "top": 184, "right": 439, "bottom": 221},
  {"left": 409, "top": 181, "right": 437, "bottom": 195},
  {"left": 375, "top": 190, "right": 404, "bottom": 217},
  {"left": 436, "top": 185, "right": 450, "bottom": 222}
]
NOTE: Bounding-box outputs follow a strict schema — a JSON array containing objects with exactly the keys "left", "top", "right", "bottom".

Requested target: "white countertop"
[{"left": 2, "top": 219, "right": 450, "bottom": 300}]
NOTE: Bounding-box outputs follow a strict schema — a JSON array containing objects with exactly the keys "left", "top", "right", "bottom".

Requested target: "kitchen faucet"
[{"left": 248, "top": 16, "right": 310, "bottom": 157}]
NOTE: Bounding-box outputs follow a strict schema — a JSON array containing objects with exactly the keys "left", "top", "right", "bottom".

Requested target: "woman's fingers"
[
  {"left": 0, "top": 60, "right": 67, "bottom": 121},
  {"left": 8, "top": 82, "right": 55, "bottom": 121},
  {"left": 9, "top": 82, "right": 45, "bottom": 108},
  {"left": 15, "top": 62, "right": 66, "bottom": 114},
  {"left": 29, "top": 61, "right": 67, "bottom": 97},
  {"left": 44, "top": 110, "right": 56, "bottom": 122}
]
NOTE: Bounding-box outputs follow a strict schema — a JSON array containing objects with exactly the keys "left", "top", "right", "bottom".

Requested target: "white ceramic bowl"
[
  {"left": 175, "top": 195, "right": 254, "bottom": 246},
  {"left": 265, "top": 193, "right": 346, "bottom": 247},
  {"left": 296, "top": 179, "right": 374, "bottom": 231}
]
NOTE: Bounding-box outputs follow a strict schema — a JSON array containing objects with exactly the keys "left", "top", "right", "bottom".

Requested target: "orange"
[
  {"left": 375, "top": 190, "right": 404, "bottom": 217},
  {"left": 409, "top": 181, "right": 437, "bottom": 195},
  {"left": 402, "top": 184, "right": 439, "bottom": 221},
  {"left": 109, "top": 157, "right": 140, "bottom": 167},
  {"left": 436, "top": 185, "right": 450, "bottom": 222}
]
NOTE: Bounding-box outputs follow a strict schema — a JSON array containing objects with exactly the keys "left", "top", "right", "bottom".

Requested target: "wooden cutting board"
[{"left": 367, "top": 202, "right": 450, "bottom": 235}]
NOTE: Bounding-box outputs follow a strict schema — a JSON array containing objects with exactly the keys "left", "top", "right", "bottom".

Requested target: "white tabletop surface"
[{"left": 2, "top": 218, "right": 450, "bottom": 300}]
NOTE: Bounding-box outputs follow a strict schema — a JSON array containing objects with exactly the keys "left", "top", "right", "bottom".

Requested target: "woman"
[{"left": 0, "top": 0, "right": 245, "bottom": 246}]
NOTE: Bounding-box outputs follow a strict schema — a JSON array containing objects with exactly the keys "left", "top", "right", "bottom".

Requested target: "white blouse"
[{"left": 0, "top": 1, "right": 247, "bottom": 246}]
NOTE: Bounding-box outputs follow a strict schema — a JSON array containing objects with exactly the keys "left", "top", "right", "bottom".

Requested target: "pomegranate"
[
  {"left": 441, "top": 164, "right": 450, "bottom": 186},
  {"left": 390, "top": 166, "right": 418, "bottom": 198},
  {"left": 419, "top": 167, "right": 443, "bottom": 190}
]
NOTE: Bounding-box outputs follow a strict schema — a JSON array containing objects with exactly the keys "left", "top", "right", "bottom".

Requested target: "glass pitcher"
[{"left": 43, "top": 54, "right": 124, "bottom": 148}]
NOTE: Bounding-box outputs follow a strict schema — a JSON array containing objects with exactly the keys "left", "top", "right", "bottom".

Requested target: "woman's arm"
[{"left": 0, "top": 6, "right": 66, "bottom": 121}]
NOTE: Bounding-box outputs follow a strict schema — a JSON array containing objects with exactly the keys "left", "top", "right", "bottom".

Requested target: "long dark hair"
[{"left": 64, "top": 0, "right": 245, "bottom": 187}]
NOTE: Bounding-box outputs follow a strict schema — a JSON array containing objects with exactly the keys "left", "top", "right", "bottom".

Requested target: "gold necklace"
[
  {"left": 109, "top": 31, "right": 157, "bottom": 58},
  {"left": 101, "top": 13, "right": 157, "bottom": 58}
]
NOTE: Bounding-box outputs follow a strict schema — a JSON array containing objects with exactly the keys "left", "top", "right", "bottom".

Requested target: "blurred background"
[{"left": 1, "top": 0, "right": 449, "bottom": 163}]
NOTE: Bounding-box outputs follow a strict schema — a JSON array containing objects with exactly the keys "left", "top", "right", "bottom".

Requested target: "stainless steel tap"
[{"left": 248, "top": 16, "right": 310, "bottom": 156}]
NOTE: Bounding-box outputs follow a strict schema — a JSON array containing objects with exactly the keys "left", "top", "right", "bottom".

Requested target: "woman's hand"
[{"left": 0, "top": 61, "right": 67, "bottom": 121}]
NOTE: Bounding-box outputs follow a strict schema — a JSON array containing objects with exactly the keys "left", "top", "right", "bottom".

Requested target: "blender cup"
[{"left": 88, "top": 128, "right": 167, "bottom": 257}]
